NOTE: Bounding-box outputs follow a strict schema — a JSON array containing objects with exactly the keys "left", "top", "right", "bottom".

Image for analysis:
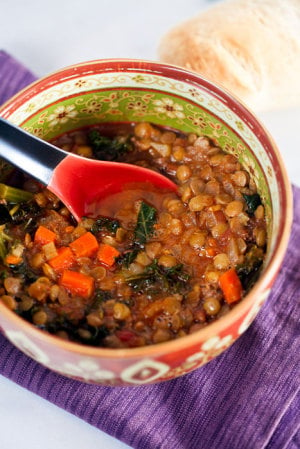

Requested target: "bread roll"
[{"left": 158, "top": 0, "right": 300, "bottom": 111}]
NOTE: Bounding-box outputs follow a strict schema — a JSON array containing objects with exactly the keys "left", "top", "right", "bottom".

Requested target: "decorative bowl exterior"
[{"left": 0, "top": 60, "right": 293, "bottom": 385}]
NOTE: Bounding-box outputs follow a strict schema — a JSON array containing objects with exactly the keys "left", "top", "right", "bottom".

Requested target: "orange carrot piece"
[
  {"left": 48, "top": 247, "right": 75, "bottom": 272},
  {"left": 207, "top": 247, "right": 217, "bottom": 257},
  {"left": 34, "top": 225, "right": 57, "bottom": 245},
  {"left": 5, "top": 254, "right": 22, "bottom": 265},
  {"left": 219, "top": 268, "right": 243, "bottom": 304},
  {"left": 69, "top": 231, "right": 99, "bottom": 258},
  {"left": 97, "top": 243, "right": 120, "bottom": 267},
  {"left": 65, "top": 226, "right": 75, "bottom": 234},
  {"left": 59, "top": 270, "right": 94, "bottom": 298}
]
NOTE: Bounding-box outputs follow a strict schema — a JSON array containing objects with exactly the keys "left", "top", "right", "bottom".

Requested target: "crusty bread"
[{"left": 158, "top": 0, "right": 300, "bottom": 111}]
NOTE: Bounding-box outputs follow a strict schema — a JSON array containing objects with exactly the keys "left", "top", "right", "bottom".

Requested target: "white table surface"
[{"left": 0, "top": 1, "right": 299, "bottom": 448}]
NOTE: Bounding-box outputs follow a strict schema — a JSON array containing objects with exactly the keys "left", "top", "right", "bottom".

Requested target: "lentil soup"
[{"left": 0, "top": 122, "right": 267, "bottom": 348}]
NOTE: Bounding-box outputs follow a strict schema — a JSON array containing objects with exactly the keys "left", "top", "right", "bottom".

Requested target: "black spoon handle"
[{"left": 0, "top": 117, "right": 68, "bottom": 185}]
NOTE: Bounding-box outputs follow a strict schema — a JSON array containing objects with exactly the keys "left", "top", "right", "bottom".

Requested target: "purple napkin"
[{"left": 0, "top": 50, "right": 299, "bottom": 449}]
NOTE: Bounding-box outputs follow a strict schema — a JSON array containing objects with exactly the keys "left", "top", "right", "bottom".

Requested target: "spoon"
[{"left": 0, "top": 117, "right": 177, "bottom": 221}]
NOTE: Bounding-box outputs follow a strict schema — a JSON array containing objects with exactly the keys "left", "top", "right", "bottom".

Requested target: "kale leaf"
[
  {"left": 134, "top": 201, "right": 157, "bottom": 245},
  {"left": 127, "top": 259, "right": 190, "bottom": 294},
  {"left": 11, "top": 201, "right": 41, "bottom": 222},
  {"left": 91, "top": 216, "right": 120, "bottom": 235},
  {"left": 243, "top": 193, "right": 262, "bottom": 215},
  {"left": 46, "top": 317, "right": 109, "bottom": 346},
  {"left": 116, "top": 202, "right": 157, "bottom": 266},
  {"left": 91, "top": 289, "right": 113, "bottom": 306},
  {"left": 116, "top": 248, "right": 140, "bottom": 268},
  {"left": 9, "top": 262, "right": 38, "bottom": 283},
  {"left": 237, "top": 245, "right": 264, "bottom": 290},
  {"left": 88, "top": 130, "right": 132, "bottom": 161}
]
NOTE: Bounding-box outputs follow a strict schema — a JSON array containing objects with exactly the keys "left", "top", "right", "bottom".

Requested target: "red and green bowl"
[{"left": 0, "top": 60, "right": 293, "bottom": 385}]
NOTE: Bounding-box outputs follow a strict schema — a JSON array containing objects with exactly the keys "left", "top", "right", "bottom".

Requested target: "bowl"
[{"left": 0, "top": 59, "right": 293, "bottom": 385}]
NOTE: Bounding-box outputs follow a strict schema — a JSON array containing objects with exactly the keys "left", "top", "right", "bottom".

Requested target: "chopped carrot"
[
  {"left": 207, "top": 247, "right": 217, "bottom": 257},
  {"left": 69, "top": 231, "right": 99, "bottom": 258},
  {"left": 97, "top": 243, "right": 120, "bottom": 267},
  {"left": 59, "top": 270, "right": 94, "bottom": 298},
  {"left": 5, "top": 254, "right": 22, "bottom": 265},
  {"left": 219, "top": 268, "right": 243, "bottom": 304},
  {"left": 65, "top": 226, "right": 75, "bottom": 234},
  {"left": 206, "top": 237, "right": 218, "bottom": 257},
  {"left": 48, "top": 247, "right": 75, "bottom": 272},
  {"left": 34, "top": 225, "right": 57, "bottom": 245}
]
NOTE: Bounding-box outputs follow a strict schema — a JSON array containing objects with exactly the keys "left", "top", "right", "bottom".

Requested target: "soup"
[{"left": 0, "top": 122, "right": 266, "bottom": 348}]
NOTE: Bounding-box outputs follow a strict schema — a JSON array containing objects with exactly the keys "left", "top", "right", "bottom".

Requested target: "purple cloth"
[
  {"left": 0, "top": 50, "right": 299, "bottom": 449},
  {"left": 0, "top": 51, "right": 36, "bottom": 105}
]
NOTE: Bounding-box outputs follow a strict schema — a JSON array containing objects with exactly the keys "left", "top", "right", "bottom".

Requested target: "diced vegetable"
[
  {"left": 60, "top": 270, "right": 94, "bottom": 298},
  {"left": 219, "top": 268, "right": 243, "bottom": 304},
  {"left": 115, "top": 329, "right": 136, "bottom": 343},
  {"left": 0, "top": 183, "right": 33, "bottom": 203},
  {"left": 5, "top": 254, "right": 22, "bottom": 266},
  {"left": 70, "top": 231, "right": 99, "bottom": 258},
  {"left": 48, "top": 247, "right": 75, "bottom": 272},
  {"left": 34, "top": 225, "right": 57, "bottom": 245},
  {"left": 42, "top": 242, "right": 58, "bottom": 260},
  {"left": 97, "top": 243, "right": 120, "bottom": 267}
]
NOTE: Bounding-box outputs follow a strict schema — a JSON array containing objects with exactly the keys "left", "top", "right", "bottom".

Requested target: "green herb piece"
[
  {"left": 46, "top": 317, "right": 109, "bottom": 346},
  {"left": 237, "top": 245, "right": 264, "bottom": 290},
  {"left": 92, "top": 289, "right": 113, "bottom": 306},
  {"left": 10, "top": 202, "right": 42, "bottom": 224},
  {"left": 91, "top": 216, "right": 120, "bottom": 235},
  {"left": 134, "top": 201, "right": 157, "bottom": 245},
  {"left": 116, "top": 249, "right": 139, "bottom": 268},
  {"left": 76, "top": 325, "right": 109, "bottom": 346},
  {"left": 243, "top": 193, "right": 262, "bottom": 215},
  {"left": 0, "top": 270, "right": 8, "bottom": 280},
  {"left": 0, "top": 234, "right": 7, "bottom": 261},
  {"left": 88, "top": 130, "right": 132, "bottom": 161},
  {"left": 83, "top": 289, "right": 112, "bottom": 322},
  {"left": 9, "top": 262, "right": 38, "bottom": 282},
  {"left": 8, "top": 201, "right": 42, "bottom": 234},
  {"left": 0, "top": 224, "right": 13, "bottom": 261},
  {"left": 0, "top": 183, "right": 33, "bottom": 203},
  {"left": 127, "top": 259, "right": 190, "bottom": 294}
]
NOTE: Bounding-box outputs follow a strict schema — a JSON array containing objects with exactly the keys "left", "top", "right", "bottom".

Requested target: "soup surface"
[{"left": 0, "top": 122, "right": 266, "bottom": 347}]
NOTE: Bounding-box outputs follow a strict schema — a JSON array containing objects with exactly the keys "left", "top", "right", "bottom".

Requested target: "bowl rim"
[{"left": 0, "top": 58, "right": 294, "bottom": 360}]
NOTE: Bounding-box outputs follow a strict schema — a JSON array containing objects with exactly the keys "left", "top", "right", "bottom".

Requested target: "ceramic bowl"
[{"left": 0, "top": 60, "right": 293, "bottom": 385}]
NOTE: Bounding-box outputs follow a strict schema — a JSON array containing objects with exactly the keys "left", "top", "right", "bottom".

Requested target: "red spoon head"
[{"left": 48, "top": 153, "right": 177, "bottom": 221}]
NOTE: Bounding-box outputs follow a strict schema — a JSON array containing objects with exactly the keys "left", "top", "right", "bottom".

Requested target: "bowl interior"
[{"left": 0, "top": 60, "right": 284, "bottom": 274}]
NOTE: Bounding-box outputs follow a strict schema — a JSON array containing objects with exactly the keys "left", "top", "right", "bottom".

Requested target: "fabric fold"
[{"left": 0, "top": 50, "right": 299, "bottom": 449}]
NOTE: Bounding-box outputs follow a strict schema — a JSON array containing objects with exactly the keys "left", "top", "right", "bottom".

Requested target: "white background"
[{"left": 0, "top": 1, "right": 299, "bottom": 448}]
